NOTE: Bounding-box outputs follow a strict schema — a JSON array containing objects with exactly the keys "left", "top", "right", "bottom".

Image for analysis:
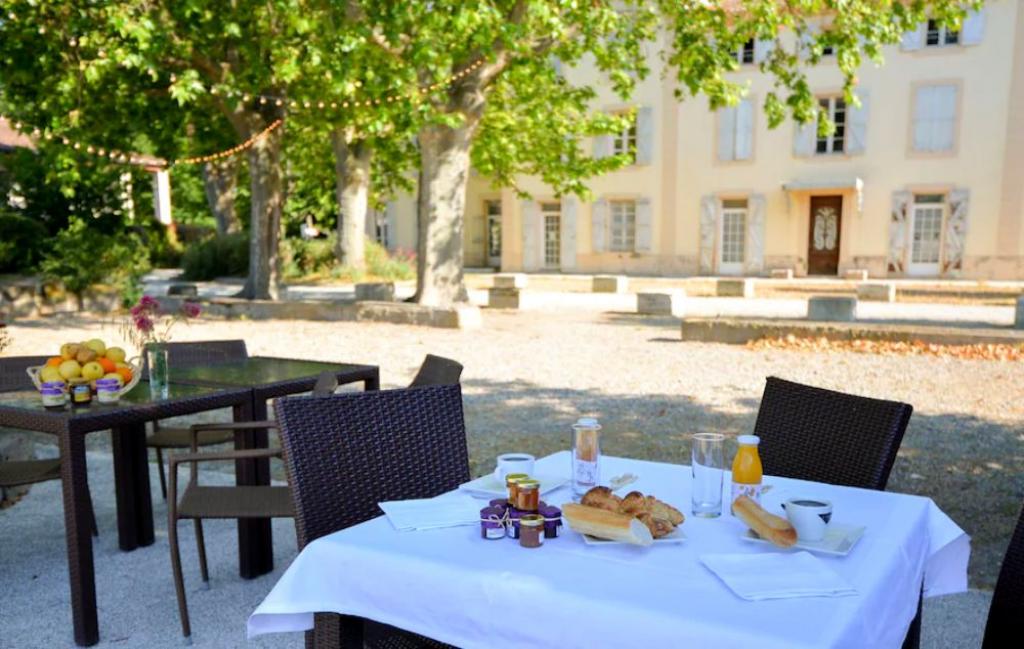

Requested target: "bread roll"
[
  {"left": 732, "top": 495, "right": 797, "bottom": 548},
  {"left": 562, "top": 503, "right": 654, "bottom": 546}
]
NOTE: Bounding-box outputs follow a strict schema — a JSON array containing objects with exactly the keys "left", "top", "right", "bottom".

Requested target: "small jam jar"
[
  {"left": 519, "top": 514, "right": 545, "bottom": 548},
  {"left": 505, "top": 473, "right": 529, "bottom": 505},
  {"left": 540, "top": 505, "right": 563, "bottom": 539},
  {"left": 95, "top": 378, "right": 121, "bottom": 404},
  {"left": 69, "top": 379, "right": 92, "bottom": 406},
  {"left": 507, "top": 509, "right": 524, "bottom": 540},
  {"left": 479, "top": 506, "right": 506, "bottom": 540},
  {"left": 516, "top": 479, "right": 540, "bottom": 512},
  {"left": 40, "top": 387, "right": 66, "bottom": 408}
]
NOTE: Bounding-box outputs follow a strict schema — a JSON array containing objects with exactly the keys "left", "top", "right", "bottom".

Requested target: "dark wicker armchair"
[
  {"left": 275, "top": 384, "right": 469, "bottom": 649},
  {"left": 147, "top": 340, "right": 249, "bottom": 499},
  {"left": 983, "top": 501, "right": 1024, "bottom": 647},
  {"left": 409, "top": 355, "right": 463, "bottom": 388},
  {"left": 0, "top": 356, "right": 96, "bottom": 535}
]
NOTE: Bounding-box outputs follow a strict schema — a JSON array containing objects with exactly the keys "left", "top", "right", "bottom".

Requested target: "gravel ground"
[{"left": 4, "top": 305, "right": 1022, "bottom": 591}]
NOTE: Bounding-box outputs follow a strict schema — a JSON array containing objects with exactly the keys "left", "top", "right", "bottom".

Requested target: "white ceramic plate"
[
  {"left": 458, "top": 473, "right": 568, "bottom": 499},
  {"left": 582, "top": 527, "right": 687, "bottom": 546},
  {"left": 741, "top": 523, "right": 866, "bottom": 557}
]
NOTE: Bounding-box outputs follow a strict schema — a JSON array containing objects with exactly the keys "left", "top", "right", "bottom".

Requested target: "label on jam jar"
[{"left": 71, "top": 383, "right": 92, "bottom": 405}]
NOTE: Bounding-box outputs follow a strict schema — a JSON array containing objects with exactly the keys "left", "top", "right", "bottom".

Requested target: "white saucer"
[
  {"left": 741, "top": 523, "right": 865, "bottom": 557},
  {"left": 582, "top": 527, "right": 687, "bottom": 546},
  {"left": 458, "top": 473, "right": 568, "bottom": 499}
]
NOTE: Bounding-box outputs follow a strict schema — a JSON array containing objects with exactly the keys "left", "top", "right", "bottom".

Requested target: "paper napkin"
[
  {"left": 700, "top": 551, "right": 858, "bottom": 601},
  {"left": 378, "top": 493, "right": 482, "bottom": 531}
]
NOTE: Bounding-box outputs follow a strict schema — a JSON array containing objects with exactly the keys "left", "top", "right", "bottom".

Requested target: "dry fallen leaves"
[{"left": 747, "top": 335, "right": 1024, "bottom": 361}]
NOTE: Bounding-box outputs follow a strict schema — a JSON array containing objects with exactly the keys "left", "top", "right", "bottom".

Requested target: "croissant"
[
  {"left": 618, "top": 491, "right": 651, "bottom": 516},
  {"left": 581, "top": 486, "right": 622, "bottom": 512},
  {"left": 646, "top": 497, "right": 684, "bottom": 526},
  {"left": 580, "top": 486, "right": 686, "bottom": 540},
  {"left": 636, "top": 513, "right": 676, "bottom": 539}
]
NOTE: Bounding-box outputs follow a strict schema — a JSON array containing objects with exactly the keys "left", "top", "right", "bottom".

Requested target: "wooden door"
[{"left": 807, "top": 196, "right": 842, "bottom": 275}]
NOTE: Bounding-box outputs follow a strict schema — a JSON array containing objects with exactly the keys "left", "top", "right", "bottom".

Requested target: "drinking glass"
[
  {"left": 691, "top": 432, "right": 725, "bottom": 518},
  {"left": 146, "top": 344, "right": 170, "bottom": 400}
]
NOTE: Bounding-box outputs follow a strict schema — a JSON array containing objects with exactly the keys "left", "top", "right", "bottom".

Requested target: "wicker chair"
[
  {"left": 753, "top": 376, "right": 913, "bottom": 491},
  {"left": 166, "top": 371, "right": 338, "bottom": 642},
  {"left": 0, "top": 356, "right": 97, "bottom": 535},
  {"left": 409, "top": 354, "right": 463, "bottom": 388},
  {"left": 983, "top": 501, "right": 1024, "bottom": 647},
  {"left": 147, "top": 340, "right": 249, "bottom": 499},
  {"left": 276, "top": 384, "right": 469, "bottom": 649}
]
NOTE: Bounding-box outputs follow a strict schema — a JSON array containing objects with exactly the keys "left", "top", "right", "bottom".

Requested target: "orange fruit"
[
  {"left": 46, "top": 356, "right": 64, "bottom": 367},
  {"left": 98, "top": 357, "right": 117, "bottom": 374},
  {"left": 115, "top": 367, "right": 133, "bottom": 383}
]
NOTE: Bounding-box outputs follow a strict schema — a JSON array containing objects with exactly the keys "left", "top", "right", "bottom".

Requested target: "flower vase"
[{"left": 146, "top": 344, "right": 170, "bottom": 399}]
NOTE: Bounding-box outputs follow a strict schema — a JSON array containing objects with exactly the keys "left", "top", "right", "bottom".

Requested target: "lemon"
[
  {"left": 84, "top": 339, "right": 106, "bottom": 356},
  {"left": 58, "top": 360, "right": 82, "bottom": 380},
  {"left": 40, "top": 366, "right": 63, "bottom": 383},
  {"left": 81, "top": 362, "right": 105, "bottom": 382},
  {"left": 106, "top": 347, "right": 127, "bottom": 363}
]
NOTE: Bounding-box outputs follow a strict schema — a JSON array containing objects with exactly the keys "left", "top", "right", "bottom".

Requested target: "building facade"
[{"left": 382, "top": 3, "right": 1024, "bottom": 279}]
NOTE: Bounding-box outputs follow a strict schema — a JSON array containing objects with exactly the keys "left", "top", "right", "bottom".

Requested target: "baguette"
[
  {"left": 732, "top": 495, "right": 797, "bottom": 548},
  {"left": 562, "top": 503, "right": 654, "bottom": 546}
]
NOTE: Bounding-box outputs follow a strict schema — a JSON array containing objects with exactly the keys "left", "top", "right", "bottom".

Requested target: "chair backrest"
[
  {"left": 983, "top": 502, "right": 1024, "bottom": 647},
  {"left": 162, "top": 340, "right": 248, "bottom": 368},
  {"left": 276, "top": 384, "right": 470, "bottom": 549},
  {"left": 408, "top": 354, "right": 463, "bottom": 388},
  {"left": 753, "top": 376, "right": 913, "bottom": 490},
  {"left": 0, "top": 355, "right": 50, "bottom": 391}
]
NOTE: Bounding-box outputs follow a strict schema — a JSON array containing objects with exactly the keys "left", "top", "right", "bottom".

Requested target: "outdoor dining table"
[
  {"left": 249, "top": 451, "right": 970, "bottom": 649},
  {"left": 0, "top": 356, "right": 379, "bottom": 647}
]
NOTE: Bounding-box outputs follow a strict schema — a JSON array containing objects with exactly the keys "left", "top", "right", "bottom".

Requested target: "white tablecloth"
[{"left": 248, "top": 452, "right": 969, "bottom": 649}]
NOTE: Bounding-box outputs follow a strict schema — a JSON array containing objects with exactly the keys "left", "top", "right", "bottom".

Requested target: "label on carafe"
[
  {"left": 730, "top": 482, "right": 763, "bottom": 514},
  {"left": 574, "top": 459, "right": 598, "bottom": 487}
]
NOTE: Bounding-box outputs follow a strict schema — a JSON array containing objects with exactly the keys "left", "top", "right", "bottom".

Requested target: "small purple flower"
[
  {"left": 138, "top": 295, "right": 160, "bottom": 310},
  {"left": 134, "top": 314, "right": 155, "bottom": 333},
  {"left": 181, "top": 302, "right": 202, "bottom": 318}
]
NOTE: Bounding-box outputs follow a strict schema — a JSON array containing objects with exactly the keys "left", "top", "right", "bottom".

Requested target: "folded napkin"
[
  {"left": 378, "top": 493, "right": 482, "bottom": 531},
  {"left": 700, "top": 551, "right": 858, "bottom": 601}
]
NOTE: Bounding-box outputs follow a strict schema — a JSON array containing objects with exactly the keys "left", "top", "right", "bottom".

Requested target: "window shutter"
[
  {"left": 699, "top": 195, "right": 717, "bottom": 274},
  {"left": 593, "top": 134, "right": 612, "bottom": 159},
  {"left": 754, "top": 39, "right": 774, "bottom": 63},
  {"left": 887, "top": 191, "right": 912, "bottom": 274},
  {"left": 591, "top": 198, "right": 608, "bottom": 253},
  {"left": 560, "top": 196, "right": 577, "bottom": 269},
  {"left": 793, "top": 122, "right": 815, "bottom": 157},
  {"left": 636, "top": 106, "right": 655, "bottom": 165},
  {"left": 717, "top": 107, "right": 737, "bottom": 162},
  {"left": 521, "top": 200, "right": 540, "bottom": 271},
  {"left": 735, "top": 99, "right": 754, "bottom": 160},
  {"left": 961, "top": 9, "right": 985, "bottom": 46},
  {"left": 745, "top": 193, "right": 766, "bottom": 273},
  {"left": 847, "top": 89, "right": 870, "bottom": 155},
  {"left": 900, "top": 23, "right": 925, "bottom": 51},
  {"left": 634, "top": 197, "right": 653, "bottom": 253},
  {"left": 943, "top": 189, "right": 970, "bottom": 273}
]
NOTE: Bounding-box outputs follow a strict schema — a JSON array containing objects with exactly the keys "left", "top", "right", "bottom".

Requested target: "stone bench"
[
  {"left": 637, "top": 291, "right": 685, "bottom": 317},
  {"left": 807, "top": 296, "right": 858, "bottom": 322},
  {"left": 494, "top": 273, "right": 527, "bottom": 289},
  {"left": 1016, "top": 296, "right": 1024, "bottom": 330},
  {"left": 593, "top": 275, "right": 628, "bottom": 293},
  {"left": 488, "top": 287, "right": 521, "bottom": 309},
  {"left": 716, "top": 278, "right": 755, "bottom": 298},
  {"left": 844, "top": 269, "right": 869, "bottom": 281},
  {"left": 355, "top": 282, "right": 395, "bottom": 302},
  {"left": 856, "top": 282, "right": 896, "bottom": 303},
  {"left": 770, "top": 268, "right": 794, "bottom": 280}
]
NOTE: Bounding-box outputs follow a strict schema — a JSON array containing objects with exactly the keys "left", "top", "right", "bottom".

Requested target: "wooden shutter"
[
  {"left": 560, "top": 195, "right": 577, "bottom": 269},
  {"left": 521, "top": 200, "right": 540, "bottom": 271},
  {"left": 735, "top": 99, "right": 754, "bottom": 160},
  {"left": 846, "top": 89, "right": 870, "bottom": 155},
  {"left": 745, "top": 194, "right": 766, "bottom": 273},
  {"left": 634, "top": 198, "right": 653, "bottom": 253},
  {"left": 593, "top": 134, "right": 612, "bottom": 159},
  {"left": 591, "top": 198, "right": 609, "bottom": 253},
  {"left": 699, "top": 195, "right": 717, "bottom": 274},
  {"left": 901, "top": 23, "right": 925, "bottom": 51},
  {"left": 962, "top": 9, "right": 985, "bottom": 46},
  {"left": 887, "top": 191, "right": 912, "bottom": 274},
  {"left": 754, "top": 39, "right": 774, "bottom": 63},
  {"left": 717, "top": 107, "right": 736, "bottom": 162},
  {"left": 636, "top": 106, "right": 655, "bottom": 165},
  {"left": 793, "top": 122, "right": 815, "bottom": 157},
  {"left": 943, "top": 189, "right": 970, "bottom": 273}
]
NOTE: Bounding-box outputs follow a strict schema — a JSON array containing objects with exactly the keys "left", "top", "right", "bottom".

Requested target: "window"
[
  {"left": 609, "top": 200, "right": 636, "bottom": 252},
  {"left": 541, "top": 202, "right": 561, "bottom": 268},
  {"left": 815, "top": 96, "right": 846, "bottom": 155},
  {"left": 373, "top": 212, "right": 390, "bottom": 248},
  {"left": 913, "top": 84, "right": 957, "bottom": 153},
  {"left": 821, "top": 45, "right": 834, "bottom": 56},
  {"left": 909, "top": 194, "right": 946, "bottom": 273},
  {"left": 925, "top": 19, "right": 959, "bottom": 47},
  {"left": 612, "top": 114, "right": 637, "bottom": 162},
  {"left": 485, "top": 200, "right": 501, "bottom": 259},
  {"left": 735, "top": 39, "right": 755, "bottom": 64},
  {"left": 720, "top": 199, "right": 747, "bottom": 266}
]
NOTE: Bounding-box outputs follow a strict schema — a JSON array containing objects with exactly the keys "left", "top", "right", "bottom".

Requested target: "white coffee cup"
[
  {"left": 493, "top": 453, "right": 535, "bottom": 481},
  {"left": 782, "top": 498, "right": 833, "bottom": 542}
]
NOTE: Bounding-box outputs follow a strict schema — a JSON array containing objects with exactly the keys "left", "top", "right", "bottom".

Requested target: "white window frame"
[
  {"left": 718, "top": 198, "right": 748, "bottom": 275},
  {"left": 541, "top": 201, "right": 561, "bottom": 269},
  {"left": 815, "top": 96, "right": 846, "bottom": 155},
  {"left": 925, "top": 19, "right": 959, "bottom": 47},
  {"left": 611, "top": 113, "right": 638, "bottom": 162},
  {"left": 608, "top": 200, "right": 636, "bottom": 252},
  {"left": 912, "top": 83, "right": 958, "bottom": 154},
  {"left": 908, "top": 194, "right": 946, "bottom": 276},
  {"left": 734, "top": 39, "right": 755, "bottom": 65}
]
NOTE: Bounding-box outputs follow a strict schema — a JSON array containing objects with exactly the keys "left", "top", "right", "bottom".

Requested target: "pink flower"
[
  {"left": 181, "top": 302, "right": 202, "bottom": 318},
  {"left": 138, "top": 295, "right": 160, "bottom": 310},
  {"left": 134, "top": 314, "right": 154, "bottom": 333}
]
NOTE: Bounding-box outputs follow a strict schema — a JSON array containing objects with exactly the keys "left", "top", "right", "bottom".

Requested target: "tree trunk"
[
  {"left": 202, "top": 159, "right": 240, "bottom": 236},
  {"left": 238, "top": 121, "right": 284, "bottom": 300},
  {"left": 415, "top": 122, "right": 474, "bottom": 307},
  {"left": 331, "top": 129, "right": 371, "bottom": 271}
]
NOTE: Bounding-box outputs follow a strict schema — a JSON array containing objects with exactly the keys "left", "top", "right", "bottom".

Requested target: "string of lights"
[{"left": 171, "top": 119, "right": 283, "bottom": 167}]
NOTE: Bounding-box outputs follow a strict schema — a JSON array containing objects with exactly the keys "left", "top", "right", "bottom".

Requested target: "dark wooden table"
[
  {"left": 0, "top": 357, "right": 379, "bottom": 647},
  {"left": 169, "top": 357, "right": 380, "bottom": 579}
]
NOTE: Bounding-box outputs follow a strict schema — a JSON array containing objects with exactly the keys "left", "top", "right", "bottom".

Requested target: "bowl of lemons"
[{"left": 28, "top": 338, "right": 141, "bottom": 397}]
